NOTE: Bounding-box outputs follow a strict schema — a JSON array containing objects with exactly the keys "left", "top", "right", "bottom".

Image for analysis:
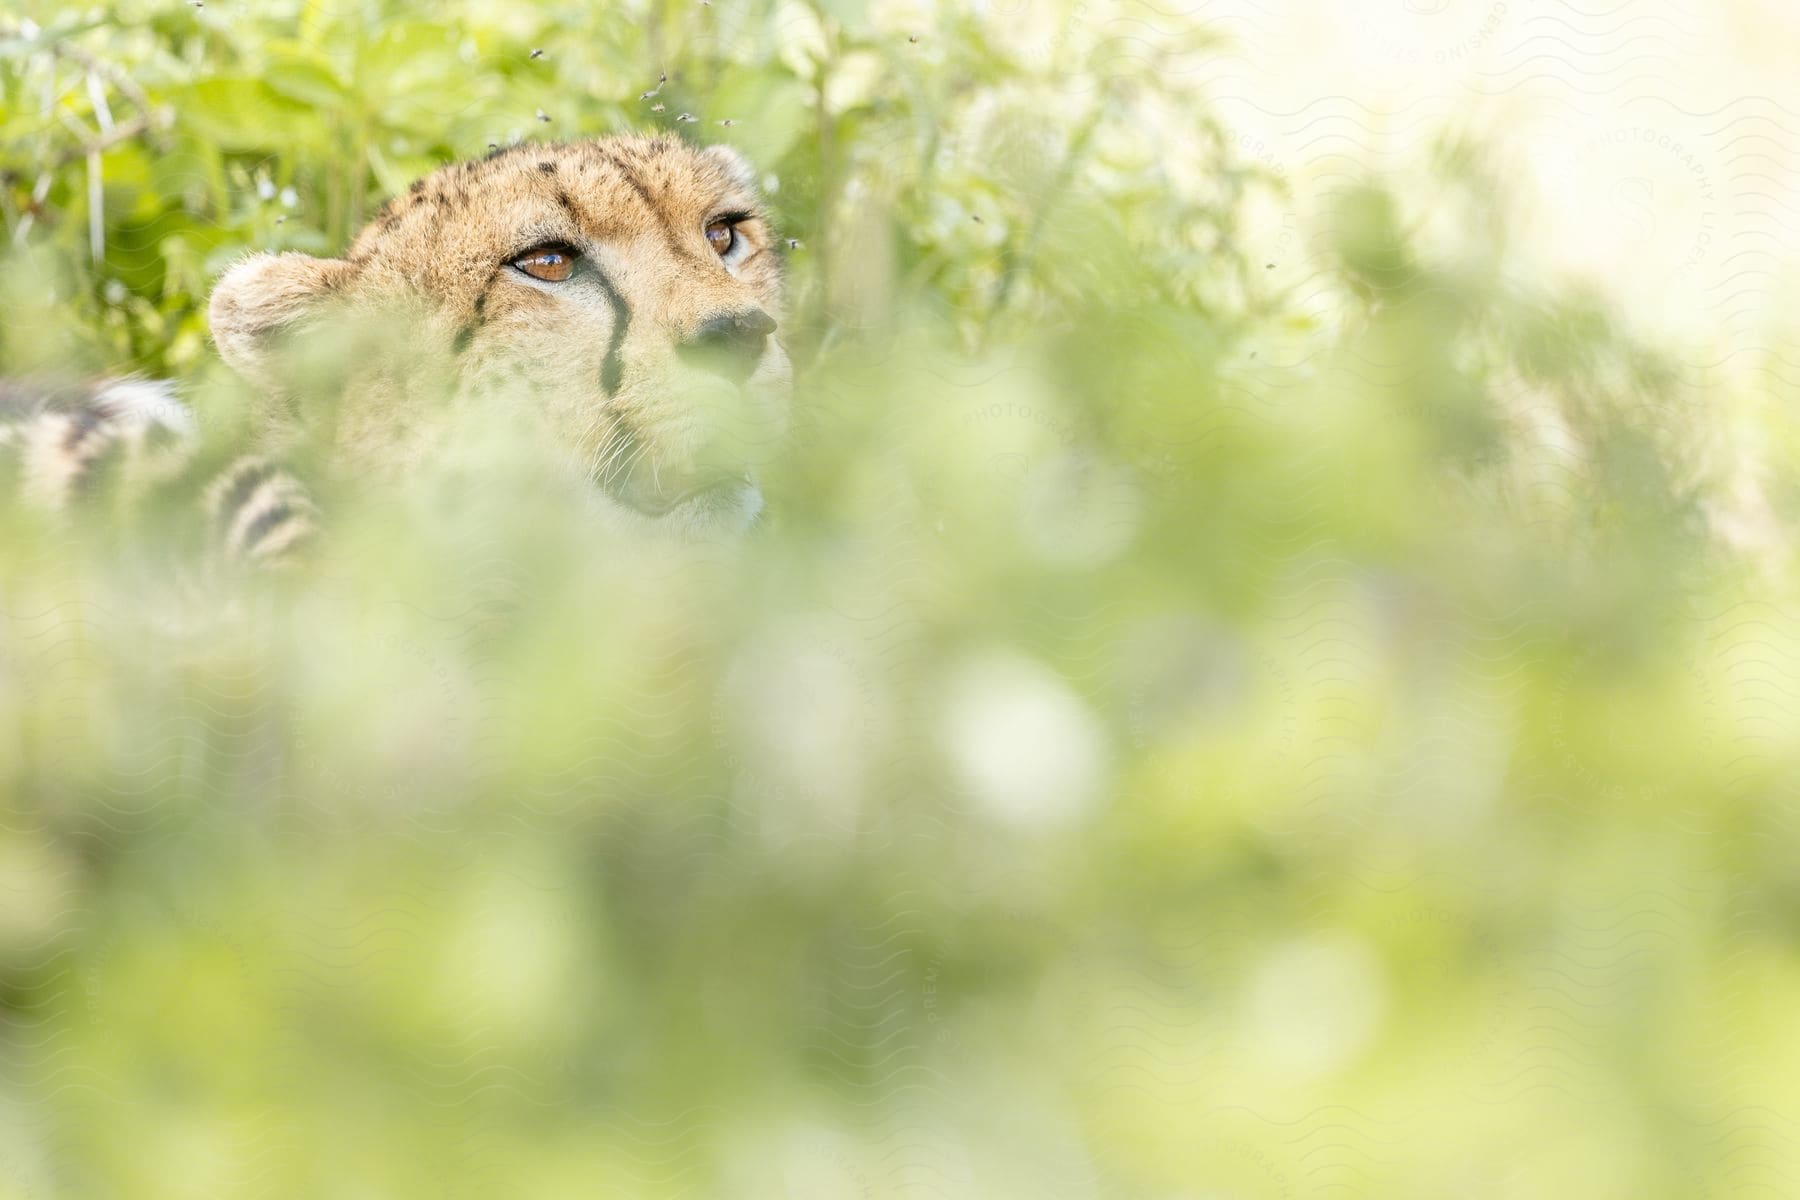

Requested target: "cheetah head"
[{"left": 207, "top": 134, "right": 791, "bottom": 536}]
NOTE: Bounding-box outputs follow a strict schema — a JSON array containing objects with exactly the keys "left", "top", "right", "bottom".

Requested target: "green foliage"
[
  {"left": 3, "top": 3, "right": 1798, "bottom": 1198},
  {"left": 1, "top": 0, "right": 1250, "bottom": 373}
]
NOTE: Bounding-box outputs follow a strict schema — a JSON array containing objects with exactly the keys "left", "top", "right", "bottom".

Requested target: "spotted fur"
[
  {"left": 2, "top": 134, "right": 792, "bottom": 566},
  {"left": 209, "top": 133, "right": 791, "bottom": 537}
]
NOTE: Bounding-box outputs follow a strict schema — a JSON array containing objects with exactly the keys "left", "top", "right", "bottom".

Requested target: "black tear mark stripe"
[
  {"left": 549, "top": 179, "right": 631, "bottom": 394},
  {"left": 473, "top": 265, "right": 500, "bottom": 320},
  {"left": 455, "top": 268, "right": 503, "bottom": 356},
  {"left": 593, "top": 262, "right": 632, "bottom": 396}
]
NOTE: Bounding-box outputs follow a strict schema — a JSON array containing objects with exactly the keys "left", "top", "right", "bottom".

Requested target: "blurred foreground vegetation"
[{"left": 5, "top": 2, "right": 1800, "bottom": 1198}]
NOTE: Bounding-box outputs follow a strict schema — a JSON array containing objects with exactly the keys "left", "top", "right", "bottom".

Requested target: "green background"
[{"left": 3, "top": 1, "right": 1799, "bottom": 1197}]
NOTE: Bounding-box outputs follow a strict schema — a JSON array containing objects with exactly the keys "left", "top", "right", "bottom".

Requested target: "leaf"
[
  {"left": 96, "top": 143, "right": 159, "bottom": 221},
  {"left": 366, "top": 143, "right": 439, "bottom": 198},
  {"left": 264, "top": 41, "right": 347, "bottom": 109},
  {"left": 700, "top": 67, "right": 811, "bottom": 171},
  {"left": 176, "top": 78, "right": 310, "bottom": 153},
  {"left": 813, "top": 0, "right": 869, "bottom": 25}
]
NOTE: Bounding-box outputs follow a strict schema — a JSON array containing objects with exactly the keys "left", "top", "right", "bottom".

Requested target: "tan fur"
[{"left": 209, "top": 134, "right": 790, "bottom": 534}]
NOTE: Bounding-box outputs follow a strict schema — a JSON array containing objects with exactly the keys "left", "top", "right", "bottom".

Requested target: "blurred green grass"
[{"left": 5, "top": 2, "right": 1800, "bottom": 1198}]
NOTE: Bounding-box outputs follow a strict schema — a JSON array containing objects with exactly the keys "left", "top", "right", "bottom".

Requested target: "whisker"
[{"left": 598, "top": 435, "right": 648, "bottom": 493}]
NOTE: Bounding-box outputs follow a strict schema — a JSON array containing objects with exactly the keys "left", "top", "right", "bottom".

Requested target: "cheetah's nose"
[{"left": 678, "top": 308, "right": 776, "bottom": 385}]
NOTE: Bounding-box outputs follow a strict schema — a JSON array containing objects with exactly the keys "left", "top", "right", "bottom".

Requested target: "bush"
[{"left": 1, "top": 3, "right": 1796, "bottom": 1197}]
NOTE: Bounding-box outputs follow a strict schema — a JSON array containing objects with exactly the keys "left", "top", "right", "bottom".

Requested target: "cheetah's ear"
[
  {"left": 702, "top": 143, "right": 760, "bottom": 194},
  {"left": 209, "top": 252, "right": 360, "bottom": 386}
]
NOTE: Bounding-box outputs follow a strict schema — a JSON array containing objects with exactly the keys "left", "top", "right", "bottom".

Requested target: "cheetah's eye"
[
  {"left": 705, "top": 219, "right": 738, "bottom": 257},
  {"left": 512, "top": 244, "right": 579, "bottom": 282}
]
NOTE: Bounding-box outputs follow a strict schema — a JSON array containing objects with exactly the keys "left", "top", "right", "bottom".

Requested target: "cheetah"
[{"left": 0, "top": 133, "right": 792, "bottom": 563}]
